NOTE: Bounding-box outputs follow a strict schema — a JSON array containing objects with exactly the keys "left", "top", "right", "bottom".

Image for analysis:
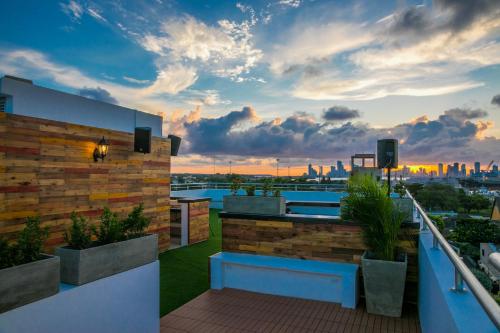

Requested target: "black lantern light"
[{"left": 93, "top": 136, "right": 109, "bottom": 162}]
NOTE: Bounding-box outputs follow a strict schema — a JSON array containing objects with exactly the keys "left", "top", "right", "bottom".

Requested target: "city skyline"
[{"left": 1, "top": 1, "right": 500, "bottom": 174}]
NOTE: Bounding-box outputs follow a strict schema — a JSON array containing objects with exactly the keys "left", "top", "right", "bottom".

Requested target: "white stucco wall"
[{"left": 0, "top": 76, "right": 162, "bottom": 137}]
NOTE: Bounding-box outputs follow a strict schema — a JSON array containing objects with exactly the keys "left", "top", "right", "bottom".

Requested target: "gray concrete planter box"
[
  {"left": 361, "top": 251, "right": 407, "bottom": 317},
  {"left": 55, "top": 234, "right": 158, "bottom": 285},
  {"left": 393, "top": 197, "right": 414, "bottom": 222},
  {"left": 223, "top": 195, "right": 286, "bottom": 215},
  {"left": 0, "top": 255, "right": 60, "bottom": 314}
]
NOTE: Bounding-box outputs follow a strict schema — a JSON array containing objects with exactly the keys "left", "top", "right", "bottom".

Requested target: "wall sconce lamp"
[{"left": 93, "top": 136, "right": 109, "bottom": 162}]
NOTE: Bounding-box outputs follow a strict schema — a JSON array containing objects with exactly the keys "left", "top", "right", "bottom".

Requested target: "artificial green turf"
[{"left": 159, "top": 209, "right": 222, "bottom": 316}]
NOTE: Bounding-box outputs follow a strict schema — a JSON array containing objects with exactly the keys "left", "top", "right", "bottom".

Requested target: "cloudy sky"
[{"left": 1, "top": 0, "right": 499, "bottom": 175}]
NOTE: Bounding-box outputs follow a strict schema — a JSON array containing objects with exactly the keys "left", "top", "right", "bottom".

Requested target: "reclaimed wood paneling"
[
  {"left": 188, "top": 201, "right": 209, "bottom": 244},
  {"left": 0, "top": 113, "right": 171, "bottom": 252},
  {"left": 221, "top": 216, "right": 419, "bottom": 304}
]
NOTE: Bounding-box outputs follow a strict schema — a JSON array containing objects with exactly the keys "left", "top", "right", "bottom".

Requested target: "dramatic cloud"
[
  {"left": 288, "top": 1, "right": 500, "bottom": 100},
  {"left": 492, "top": 94, "right": 500, "bottom": 107},
  {"left": 322, "top": 106, "right": 360, "bottom": 122},
  {"left": 78, "top": 87, "right": 118, "bottom": 104},
  {"left": 60, "top": 1, "right": 83, "bottom": 21},
  {"left": 182, "top": 106, "right": 497, "bottom": 163},
  {"left": 140, "top": 15, "right": 262, "bottom": 81},
  {"left": 267, "top": 22, "right": 373, "bottom": 74}
]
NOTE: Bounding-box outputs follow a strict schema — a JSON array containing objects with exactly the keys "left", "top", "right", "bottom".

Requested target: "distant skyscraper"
[
  {"left": 329, "top": 166, "right": 336, "bottom": 177},
  {"left": 460, "top": 164, "right": 466, "bottom": 177},
  {"left": 474, "top": 162, "right": 481, "bottom": 176},
  {"left": 452, "top": 162, "right": 459, "bottom": 177},
  {"left": 438, "top": 163, "right": 444, "bottom": 177},
  {"left": 319, "top": 166, "right": 323, "bottom": 177}
]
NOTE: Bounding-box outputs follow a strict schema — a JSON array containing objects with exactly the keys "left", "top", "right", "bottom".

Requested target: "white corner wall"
[
  {"left": 0, "top": 77, "right": 162, "bottom": 136},
  {"left": 0, "top": 261, "right": 160, "bottom": 333}
]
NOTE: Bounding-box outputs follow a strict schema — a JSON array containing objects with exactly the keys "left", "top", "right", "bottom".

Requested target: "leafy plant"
[
  {"left": 394, "top": 181, "right": 406, "bottom": 198},
  {"left": 64, "top": 212, "right": 95, "bottom": 249},
  {"left": 341, "top": 175, "right": 404, "bottom": 261},
  {"left": 471, "top": 267, "right": 492, "bottom": 292},
  {"left": 272, "top": 188, "right": 281, "bottom": 197},
  {"left": 122, "top": 203, "right": 151, "bottom": 238},
  {"left": 429, "top": 215, "right": 445, "bottom": 233},
  {"left": 262, "top": 179, "right": 272, "bottom": 197},
  {"left": 0, "top": 238, "right": 16, "bottom": 269},
  {"left": 230, "top": 177, "right": 242, "bottom": 195},
  {"left": 449, "top": 218, "right": 499, "bottom": 247},
  {"left": 96, "top": 207, "right": 124, "bottom": 244},
  {"left": 15, "top": 216, "right": 49, "bottom": 265},
  {"left": 245, "top": 185, "right": 256, "bottom": 196}
]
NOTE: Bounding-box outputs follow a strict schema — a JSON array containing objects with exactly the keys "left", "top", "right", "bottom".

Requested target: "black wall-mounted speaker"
[
  {"left": 377, "top": 139, "right": 398, "bottom": 169},
  {"left": 168, "top": 134, "right": 181, "bottom": 156},
  {"left": 134, "top": 127, "right": 151, "bottom": 154}
]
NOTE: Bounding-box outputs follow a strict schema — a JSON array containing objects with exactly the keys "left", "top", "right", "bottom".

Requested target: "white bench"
[{"left": 210, "top": 252, "right": 359, "bottom": 309}]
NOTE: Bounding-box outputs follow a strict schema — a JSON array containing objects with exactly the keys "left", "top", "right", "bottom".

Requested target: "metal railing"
[
  {"left": 407, "top": 189, "right": 500, "bottom": 329},
  {"left": 171, "top": 182, "right": 347, "bottom": 192}
]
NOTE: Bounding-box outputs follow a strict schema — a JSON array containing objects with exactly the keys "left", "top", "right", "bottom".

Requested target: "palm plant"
[{"left": 341, "top": 175, "right": 404, "bottom": 262}]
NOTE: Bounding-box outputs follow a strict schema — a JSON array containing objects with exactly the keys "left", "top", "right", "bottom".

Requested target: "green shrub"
[
  {"left": 122, "top": 203, "right": 151, "bottom": 238},
  {"left": 96, "top": 207, "right": 124, "bottom": 244},
  {"left": 342, "top": 175, "right": 404, "bottom": 261},
  {"left": 429, "top": 215, "right": 445, "bottom": 233},
  {"left": 64, "top": 212, "right": 95, "bottom": 249},
  {"left": 449, "top": 218, "right": 499, "bottom": 247},
  {"left": 272, "top": 188, "right": 281, "bottom": 197},
  {"left": 471, "top": 268, "right": 492, "bottom": 291},
  {"left": 230, "top": 177, "right": 242, "bottom": 195},
  {"left": 262, "top": 179, "right": 272, "bottom": 197},
  {"left": 245, "top": 185, "right": 256, "bottom": 196},
  {"left": 0, "top": 238, "right": 16, "bottom": 269},
  {"left": 15, "top": 216, "right": 49, "bottom": 265}
]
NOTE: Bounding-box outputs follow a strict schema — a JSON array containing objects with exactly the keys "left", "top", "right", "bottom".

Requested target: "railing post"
[
  {"left": 452, "top": 265, "right": 466, "bottom": 292},
  {"left": 432, "top": 235, "right": 439, "bottom": 249}
]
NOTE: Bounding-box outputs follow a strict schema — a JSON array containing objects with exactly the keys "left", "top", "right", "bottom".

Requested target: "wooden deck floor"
[{"left": 160, "top": 289, "right": 420, "bottom": 333}]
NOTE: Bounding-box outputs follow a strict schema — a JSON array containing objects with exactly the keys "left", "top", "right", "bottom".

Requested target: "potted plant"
[
  {"left": 223, "top": 179, "right": 286, "bottom": 215},
  {"left": 55, "top": 204, "right": 157, "bottom": 285},
  {"left": 0, "top": 217, "right": 59, "bottom": 313},
  {"left": 342, "top": 175, "right": 406, "bottom": 317}
]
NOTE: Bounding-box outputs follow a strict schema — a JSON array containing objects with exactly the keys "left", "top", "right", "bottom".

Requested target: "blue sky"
[{"left": 1, "top": 0, "right": 499, "bottom": 173}]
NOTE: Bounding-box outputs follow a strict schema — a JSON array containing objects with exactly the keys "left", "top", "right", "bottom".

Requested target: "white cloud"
[
  {"left": 60, "top": 1, "right": 83, "bottom": 21},
  {"left": 278, "top": 0, "right": 301, "bottom": 8},
  {"left": 123, "top": 76, "right": 150, "bottom": 84},
  {"left": 267, "top": 22, "right": 373, "bottom": 74},
  {"left": 291, "top": 12, "right": 500, "bottom": 100},
  {"left": 139, "top": 15, "right": 262, "bottom": 81},
  {"left": 142, "top": 64, "right": 198, "bottom": 95},
  {"left": 87, "top": 7, "right": 107, "bottom": 22},
  {"left": 0, "top": 48, "right": 197, "bottom": 116}
]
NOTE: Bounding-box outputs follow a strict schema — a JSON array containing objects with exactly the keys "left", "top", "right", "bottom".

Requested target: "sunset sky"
[{"left": 1, "top": 0, "right": 499, "bottom": 175}]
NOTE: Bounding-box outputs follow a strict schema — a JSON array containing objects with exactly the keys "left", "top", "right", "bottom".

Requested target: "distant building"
[
  {"left": 438, "top": 163, "right": 444, "bottom": 177},
  {"left": 350, "top": 154, "right": 381, "bottom": 180},
  {"left": 460, "top": 163, "right": 466, "bottom": 177},
  {"left": 479, "top": 243, "right": 500, "bottom": 283},
  {"left": 307, "top": 164, "right": 318, "bottom": 178},
  {"left": 474, "top": 161, "right": 481, "bottom": 176},
  {"left": 319, "top": 166, "right": 323, "bottom": 177}
]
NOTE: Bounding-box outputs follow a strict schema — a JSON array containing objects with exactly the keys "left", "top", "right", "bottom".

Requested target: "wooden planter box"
[
  {"left": 0, "top": 255, "right": 60, "bottom": 314},
  {"left": 223, "top": 195, "right": 286, "bottom": 215},
  {"left": 55, "top": 234, "right": 158, "bottom": 285}
]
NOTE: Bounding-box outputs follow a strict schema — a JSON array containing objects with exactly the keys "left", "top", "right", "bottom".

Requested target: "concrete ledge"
[
  {"left": 0, "top": 261, "right": 159, "bottom": 333},
  {"left": 419, "top": 231, "right": 497, "bottom": 333},
  {"left": 210, "top": 252, "right": 359, "bottom": 308}
]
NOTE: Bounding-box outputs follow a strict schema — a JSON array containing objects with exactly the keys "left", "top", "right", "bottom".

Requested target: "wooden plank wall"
[
  {"left": 188, "top": 201, "right": 210, "bottom": 244},
  {"left": 222, "top": 217, "right": 419, "bottom": 304},
  {"left": 0, "top": 113, "right": 171, "bottom": 252}
]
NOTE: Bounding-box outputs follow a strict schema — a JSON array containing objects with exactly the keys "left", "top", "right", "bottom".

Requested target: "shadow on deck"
[{"left": 160, "top": 289, "right": 420, "bottom": 333}]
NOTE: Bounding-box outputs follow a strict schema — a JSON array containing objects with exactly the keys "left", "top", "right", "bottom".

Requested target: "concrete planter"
[
  {"left": 361, "top": 251, "right": 407, "bottom": 317},
  {"left": 55, "top": 234, "right": 157, "bottom": 285},
  {"left": 0, "top": 255, "right": 60, "bottom": 314},
  {"left": 393, "top": 197, "right": 414, "bottom": 222},
  {"left": 223, "top": 195, "right": 286, "bottom": 215}
]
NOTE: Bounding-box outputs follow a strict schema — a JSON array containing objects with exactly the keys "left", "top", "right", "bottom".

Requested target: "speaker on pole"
[
  {"left": 168, "top": 134, "right": 182, "bottom": 156},
  {"left": 134, "top": 127, "right": 151, "bottom": 154},
  {"left": 377, "top": 139, "right": 398, "bottom": 169}
]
